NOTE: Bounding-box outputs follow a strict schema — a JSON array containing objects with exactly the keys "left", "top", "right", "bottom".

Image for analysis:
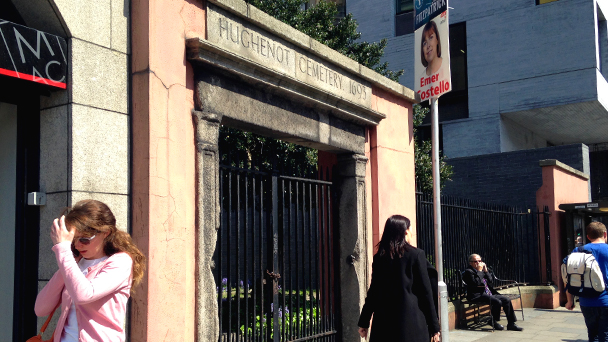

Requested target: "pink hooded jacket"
[{"left": 35, "top": 242, "right": 133, "bottom": 342}]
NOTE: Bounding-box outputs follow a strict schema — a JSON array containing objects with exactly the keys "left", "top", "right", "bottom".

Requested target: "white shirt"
[{"left": 60, "top": 256, "right": 109, "bottom": 342}]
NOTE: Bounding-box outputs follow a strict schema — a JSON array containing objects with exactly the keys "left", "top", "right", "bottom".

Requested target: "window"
[
  {"left": 395, "top": 0, "right": 414, "bottom": 36},
  {"left": 396, "top": 0, "right": 413, "bottom": 14},
  {"left": 440, "top": 22, "right": 468, "bottom": 121}
]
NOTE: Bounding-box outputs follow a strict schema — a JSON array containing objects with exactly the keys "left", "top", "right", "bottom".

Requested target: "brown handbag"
[{"left": 26, "top": 304, "right": 59, "bottom": 342}]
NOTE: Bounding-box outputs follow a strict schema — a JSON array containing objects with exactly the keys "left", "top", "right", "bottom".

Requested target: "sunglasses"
[
  {"left": 472, "top": 260, "right": 482, "bottom": 263},
  {"left": 74, "top": 234, "right": 97, "bottom": 245}
]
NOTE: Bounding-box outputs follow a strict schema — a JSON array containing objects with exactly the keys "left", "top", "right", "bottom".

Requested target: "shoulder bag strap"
[{"left": 39, "top": 303, "right": 60, "bottom": 335}]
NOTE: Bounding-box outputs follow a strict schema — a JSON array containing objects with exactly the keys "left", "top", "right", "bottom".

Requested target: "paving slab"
[{"left": 449, "top": 307, "right": 588, "bottom": 342}]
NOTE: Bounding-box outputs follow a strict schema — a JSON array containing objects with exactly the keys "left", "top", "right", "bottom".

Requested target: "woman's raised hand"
[{"left": 51, "top": 215, "right": 75, "bottom": 245}]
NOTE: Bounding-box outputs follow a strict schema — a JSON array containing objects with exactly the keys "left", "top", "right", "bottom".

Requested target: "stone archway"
[
  {"left": 186, "top": 10, "right": 383, "bottom": 337},
  {"left": 129, "top": 0, "right": 418, "bottom": 340},
  {"left": 189, "top": 23, "right": 373, "bottom": 338}
]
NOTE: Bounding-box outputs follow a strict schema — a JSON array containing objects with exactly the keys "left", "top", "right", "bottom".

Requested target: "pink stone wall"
[
  {"left": 130, "top": 0, "right": 418, "bottom": 338},
  {"left": 366, "top": 87, "right": 416, "bottom": 253},
  {"left": 131, "top": 1, "right": 206, "bottom": 341},
  {"left": 536, "top": 164, "right": 588, "bottom": 306}
]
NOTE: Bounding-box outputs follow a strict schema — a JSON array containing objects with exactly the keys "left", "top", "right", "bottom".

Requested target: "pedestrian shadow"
[
  {"left": 533, "top": 308, "right": 582, "bottom": 313},
  {"left": 561, "top": 339, "right": 586, "bottom": 342}
]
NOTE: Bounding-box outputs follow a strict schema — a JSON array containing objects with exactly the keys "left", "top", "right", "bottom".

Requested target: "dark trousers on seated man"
[
  {"left": 470, "top": 293, "right": 517, "bottom": 325},
  {"left": 463, "top": 256, "right": 523, "bottom": 331}
]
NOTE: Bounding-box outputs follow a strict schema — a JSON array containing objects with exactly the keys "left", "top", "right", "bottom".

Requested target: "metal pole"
[{"left": 431, "top": 97, "right": 449, "bottom": 341}]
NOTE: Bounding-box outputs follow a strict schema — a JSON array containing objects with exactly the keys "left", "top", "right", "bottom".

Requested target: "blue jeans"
[{"left": 581, "top": 306, "right": 608, "bottom": 342}]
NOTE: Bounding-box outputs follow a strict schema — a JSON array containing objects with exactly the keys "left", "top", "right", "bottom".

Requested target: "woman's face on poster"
[{"left": 422, "top": 28, "right": 438, "bottom": 64}]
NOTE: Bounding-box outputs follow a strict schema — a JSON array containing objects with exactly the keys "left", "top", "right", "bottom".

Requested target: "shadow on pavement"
[{"left": 533, "top": 308, "right": 582, "bottom": 313}]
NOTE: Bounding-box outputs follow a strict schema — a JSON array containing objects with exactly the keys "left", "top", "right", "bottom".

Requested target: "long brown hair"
[
  {"left": 63, "top": 199, "right": 146, "bottom": 292},
  {"left": 376, "top": 215, "right": 412, "bottom": 259}
]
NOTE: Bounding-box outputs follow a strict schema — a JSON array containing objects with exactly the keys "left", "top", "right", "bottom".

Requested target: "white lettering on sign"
[
  {"left": 0, "top": 20, "right": 67, "bottom": 88},
  {"left": 14, "top": 28, "right": 55, "bottom": 63}
]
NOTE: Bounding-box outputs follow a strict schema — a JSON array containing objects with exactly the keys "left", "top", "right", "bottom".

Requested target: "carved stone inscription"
[{"left": 208, "top": 5, "right": 372, "bottom": 108}]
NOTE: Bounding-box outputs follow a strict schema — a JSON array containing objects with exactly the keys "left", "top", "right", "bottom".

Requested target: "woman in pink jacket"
[{"left": 35, "top": 200, "right": 146, "bottom": 342}]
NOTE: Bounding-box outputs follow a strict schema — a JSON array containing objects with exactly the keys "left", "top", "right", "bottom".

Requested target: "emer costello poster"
[{"left": 414, "top": 0, "right": 451, "bottom": 101}]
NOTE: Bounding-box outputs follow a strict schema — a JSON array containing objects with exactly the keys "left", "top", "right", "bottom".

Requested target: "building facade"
[{"left": 347, "top": 0, "right": 608, "bottom": 200}]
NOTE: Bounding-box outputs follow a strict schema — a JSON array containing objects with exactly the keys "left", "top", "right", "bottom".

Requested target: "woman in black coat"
[{"left": 358, "top": 215, "right": 440, "bottom": 342}]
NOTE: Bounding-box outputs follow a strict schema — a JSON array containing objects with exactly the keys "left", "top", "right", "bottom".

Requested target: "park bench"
[{"left": 457, "top": 269, "right": 524, "bottom": 331}]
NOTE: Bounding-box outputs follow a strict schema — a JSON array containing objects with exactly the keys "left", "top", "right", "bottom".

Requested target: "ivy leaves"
[{"left": 413, "top": 105, "right": 453, "bottom": 193}]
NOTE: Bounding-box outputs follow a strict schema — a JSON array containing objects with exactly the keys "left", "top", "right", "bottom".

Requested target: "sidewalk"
[{"left": 449, "top": 307, "right": 588, "bottom": 342}]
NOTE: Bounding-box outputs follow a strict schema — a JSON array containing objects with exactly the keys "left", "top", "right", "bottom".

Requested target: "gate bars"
[
  {"left": 214, "top": 164, "right": 337, "bottom": 341},
  {"left": 416, "top": 193, "right": 546, "bottom": 299}
]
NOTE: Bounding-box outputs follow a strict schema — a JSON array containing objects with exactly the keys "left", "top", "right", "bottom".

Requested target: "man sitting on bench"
[{"left": 463, "top": 254, "right": 523, "bottom": 331}]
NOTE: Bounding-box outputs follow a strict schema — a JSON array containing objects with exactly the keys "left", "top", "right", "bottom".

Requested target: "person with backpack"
[{"left": 565, "top": 221, "right": 608, "bottom": 342}]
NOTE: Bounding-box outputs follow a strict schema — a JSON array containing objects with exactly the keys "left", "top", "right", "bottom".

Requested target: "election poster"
[{"left": 414, "top": 0, "right": 451, "bottom": 101}]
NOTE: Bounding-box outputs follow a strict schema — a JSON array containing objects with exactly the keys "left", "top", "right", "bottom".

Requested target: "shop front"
[
  {"left": 0, "top": 14, "right": 67, "bottom": 341},
  {"left": 1, "top": 1, "right": 130, "bottom": 340}
]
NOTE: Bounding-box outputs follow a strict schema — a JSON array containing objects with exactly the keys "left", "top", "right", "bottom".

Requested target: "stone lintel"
[
  {"left": 206, "top": 0, "right": 415, "bottom": 103},
  {"left": 194, "top": 69, "right": 367, "bottom": 154},
  {"left": 187, "top": 38, "right": 385, "bottom": 127}
]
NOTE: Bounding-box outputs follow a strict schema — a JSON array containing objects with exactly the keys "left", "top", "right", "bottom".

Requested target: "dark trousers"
[
  {"left": 581, "top": 305, "right": 608, "bottom": 342},
  {"left": 470, "top": 294, "right": 517, "bottom": 323}
]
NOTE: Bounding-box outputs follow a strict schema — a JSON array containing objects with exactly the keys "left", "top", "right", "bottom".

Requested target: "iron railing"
[
  {"left": 214, "top": 164, "right": 337, "bottom": 341},
  {"left": 416, "top": 193, "right": 547, "bottom": 300}
]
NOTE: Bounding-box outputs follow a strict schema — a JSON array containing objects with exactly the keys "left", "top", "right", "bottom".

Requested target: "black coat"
[
  {"left": 358, "top": 247, "right": 440, "bottom": 342},
  {"left": 462, "top": 265, "right": 498, "bottom": 301}
]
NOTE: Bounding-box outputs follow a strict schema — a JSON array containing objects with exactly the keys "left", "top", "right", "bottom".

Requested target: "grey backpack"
[{"left": 561, "top": 245, "right": 605, "bottom": 297}]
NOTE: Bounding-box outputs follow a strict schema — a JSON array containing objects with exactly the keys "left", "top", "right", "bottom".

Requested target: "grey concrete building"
[{"left": 346, "top": 0, "right": 608, "bottom": 200}]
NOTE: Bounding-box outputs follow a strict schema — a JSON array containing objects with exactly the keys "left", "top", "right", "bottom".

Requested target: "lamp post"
[{"left": 431, "top": 97, "right": 449, "bottom": 341}]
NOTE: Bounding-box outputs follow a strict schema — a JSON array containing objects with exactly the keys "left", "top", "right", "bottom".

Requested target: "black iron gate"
[
  {"left": 214, "top": 163, "right": 337, "bottom": 341},
  {"left": 416, "top": 193, "right": 547, "bottom": 299}
]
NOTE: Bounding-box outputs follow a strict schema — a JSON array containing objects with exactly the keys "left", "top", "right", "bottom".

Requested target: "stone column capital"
[
  {"left": 193, "top": 110, "right": 223, "bottom": 153},
  {"left": 336, "top": 153, "right": 367, "bottom": 178}
]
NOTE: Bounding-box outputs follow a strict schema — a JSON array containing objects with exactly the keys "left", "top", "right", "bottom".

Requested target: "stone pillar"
[
  {"left": 192, "top": 110, "right": 222, "bottom": 342},
  {"left": 334, "top": 153, "right": 368, "bottom": 342}
]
